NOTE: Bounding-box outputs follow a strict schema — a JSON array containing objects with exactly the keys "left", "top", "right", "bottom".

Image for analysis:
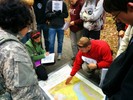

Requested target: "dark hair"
[
  {"left": 103, "top": 0, "right": 132, "bottom": 13},
  {"left": 0, "top": 0, "right": 33, "bottom": 34}
]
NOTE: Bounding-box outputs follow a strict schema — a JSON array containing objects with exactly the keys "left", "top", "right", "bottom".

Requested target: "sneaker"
[{"left": 57, "top": 55, "right": 62, "bottom": 60}]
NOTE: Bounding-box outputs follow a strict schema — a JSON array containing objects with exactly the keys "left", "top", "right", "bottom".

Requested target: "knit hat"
[{"left": 30, "top": 30, "right": 41, "bottom": 39}]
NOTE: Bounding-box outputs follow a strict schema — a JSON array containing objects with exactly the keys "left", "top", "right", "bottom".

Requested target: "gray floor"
[
  {"left": 45, "top": 35, "right": 72, "bottom": 73},
  {"left": 45, "top": 35, "right": 99, "bottom": 86}
]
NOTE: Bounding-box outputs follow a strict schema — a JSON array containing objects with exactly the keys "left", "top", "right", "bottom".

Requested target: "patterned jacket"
[
  {"left": 0, "top": 28, "right": 46, "bottom": 100},
  {"left": 80, "top": 0, "right": 104, "bottom": 31}
]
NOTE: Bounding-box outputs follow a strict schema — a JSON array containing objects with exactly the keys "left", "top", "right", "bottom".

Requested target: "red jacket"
[
  {"left": 69, "top": 0, "right": 83, "bottom": 32},
  {"left": 70, "top": 40, "right": 113, "bottom": 76}
]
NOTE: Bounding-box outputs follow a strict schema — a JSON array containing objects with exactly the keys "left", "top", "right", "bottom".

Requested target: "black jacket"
[
  {"left": 33, "top": 0, "right": 48, "bottom": 24},
  {"left": 45, "top": 0, "right": 68, "bottom": 28},
  {"left": 102, "top": 36, "right": 133, "bottom": 100}
]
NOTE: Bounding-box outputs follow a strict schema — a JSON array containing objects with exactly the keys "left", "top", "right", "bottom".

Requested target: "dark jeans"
[
  {"left": 48, "top": 28, "right": 64, "bottom": 54},
  {"left": 83, "top": 29, "right": 100, "bottom": 39},
  {"left": 37, "top": 24, "right": 49, "bottom": 52}
]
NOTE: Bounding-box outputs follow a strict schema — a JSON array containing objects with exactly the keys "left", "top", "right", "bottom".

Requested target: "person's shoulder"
[
  {"left": 91, "top": 39, "right": 108, "bottom": 46},
  {"left": 98, "top": 40, "right": 109, "bottom": 46},
  {"left": 0, "top": 30, "right": 18, "bottom": 47},
  {"left": 0, "top": 41, "right": 27, "bottom": 61},
  {"left": 25, "top": 39, "right": 32, "bottom": 45},
  {"left": 0, "top": 32, "right": 25, "bottom": 53},
  {"left": 94, "top": 39, "right": 107, "bottom": 43}
]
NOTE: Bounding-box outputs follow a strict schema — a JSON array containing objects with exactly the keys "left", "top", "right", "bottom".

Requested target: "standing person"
[
  {"left": 25, "top": 30, "right": 49, "bottom": 80},
  {"left": 65, "top": 37, "right": 113, "bottom": 85},
  {"left": 33, "top": 0, "right": 49, "bottom": 52},
  {"left": 80, "top": 0, "right": 105, "bottom": 39},
  {"left": 45, "top": 0, "right": 68, "bottom": 60},
  {"left": 69, "top": 0, "right": 84, "bottom": 60},
  {"left": 102, "top": 0, "right": 133, "bottom": 99},
  {"left": 20, "top": 0, "right": 37, "bottom": 43},
  {"left": 116, "top": 25, "right": 133, "bottom": 57},
  {"left": 0, "top": 0, "right": 46, "bottom": 99}
]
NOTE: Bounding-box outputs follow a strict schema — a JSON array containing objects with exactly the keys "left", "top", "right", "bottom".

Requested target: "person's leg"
[
  {"left": 76, "top": 30, "right": 83, "bottom": 45},
  {"left": 82, "top": 62, "right": 94, "bottom": 76},
  {"left": 83, "top": 28, "right": 90, "bottom": 38},
  {"left": 76, "top": 30, "right": 83, "bottom": 41},
  {"left": 70, "top": 30, "right": 83, "bottom": 58},
  {"left": 99, "top": 68, "right": 108, "bottom": 87},
  {"left": 49, "top": 28, "right": 56, "bottom": 53},
  {"left": 57, "top": 28, "right": 64, "bottom": 59},
  {"left": 82, "top": 62, "right": 101, "bottom": 84},
  {"left": 89, "top": 30, "right": 100, "bottom": 39},
  {"left": 42, "top": 24, "right": 49, "bottom": 52},
  {"left": 37, "top": 24, "right": 49, "bottom": 51},
  {"left": 70, "top": 31, "right": 77, "bottom": 58},
  {"left": 35, "top": 65, "right": 48, "bottom": 80}
]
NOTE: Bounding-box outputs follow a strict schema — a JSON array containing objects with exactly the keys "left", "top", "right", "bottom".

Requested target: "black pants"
[
  {"left": 35, "top": 65, "right": 48, "bottom": 80},
  {"left": 83, "top": 29, "right": 100, "bottom": 39}
]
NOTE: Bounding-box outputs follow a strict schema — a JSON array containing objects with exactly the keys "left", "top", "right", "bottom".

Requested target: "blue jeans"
[
  {"left": 49, "top": 28, "right": 64, "bottom": 54},
  {"left": 37, "top": 24, "right": 49, "bottom": 51}
]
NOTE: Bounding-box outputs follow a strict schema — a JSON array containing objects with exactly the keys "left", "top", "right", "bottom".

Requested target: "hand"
[
  {"left": 44, "top": 52, "right": 49, "bottom": 56},
  {"left": 51, "top": 12, "right": 57, "bottom": 17},
  {"left": 70, "top": 21, "right": 75, "bottom": 26},
  {"left": 65, "top": 76, "right": 73, "bottom": 85},
  {"left": 87, "top": 63, "right": 97, "bottom": 70},
  {"left": 101, "top": 24, "right": 104, "bottom": 30},
  {"left": 54, "top": 10, "right": 61, "bottom": 15},
  {"left": 118, "top": 30, "right": 125, "bottom": 38}
]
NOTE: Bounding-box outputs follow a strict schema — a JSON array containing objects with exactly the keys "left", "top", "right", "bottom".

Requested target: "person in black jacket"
[
  {"left": 33, "top": 0, "right": 49, "bottom": 52},
  {"left": 102, "top": 0, "right": 133, "bottom": 100},
  {"left": 45, "top": 0, "right": 68, "bottom": 60}
]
